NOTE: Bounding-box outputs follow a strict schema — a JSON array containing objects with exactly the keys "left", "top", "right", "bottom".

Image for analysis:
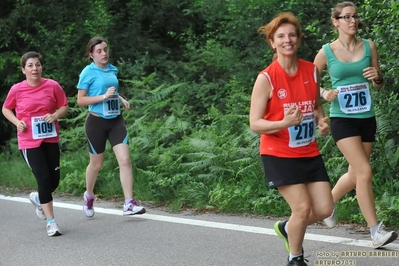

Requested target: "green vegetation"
[{"left": 1, "top": 0, "right": 399, "bottom": 227}]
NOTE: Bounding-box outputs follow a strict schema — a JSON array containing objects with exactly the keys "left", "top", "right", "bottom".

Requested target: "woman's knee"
[
  {"left": 292, "top": 203, "right": 312, "bottom": 220},
  {"left": 89, "top": 163, "right": 102, "bottom": 172},
  {"left": 315, "top": 204, "right": 334, "bottom": 220},
  {"left": 355, "top": 166, "right": 373, "bottom": 183},
  {"left": 117, "top": 156, "right": 132, "bottom": 168},
  {"left": 345, "top": 171, "right": 356, "bottom": 183},
  {"left": 88, "top": 157, "right": 103, "bottom": 172},
  {"left": 50, "top": 178, "right": 60, "bottom": 193}
]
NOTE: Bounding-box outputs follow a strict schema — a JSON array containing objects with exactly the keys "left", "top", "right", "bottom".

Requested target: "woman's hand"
[
  {"left": 43, "top": 113, "right": 58, "bottom": 123},
  {"left": 317, "top": 117, "right": 330, "bottom": 136},
  {"left": 363, "top": 67, "right": 381, "bottom": 82},
  {"left": 16, "top": 120, "right": 27, "bottom": 132},
  {"left": 105, "top": 86, "right": 117, "bottom": 99},
  {"left": 323, "top": 89, "right": 338, "bottom": 102},
  {"left": 121, "top": 98, "right": 130, "bottom": 110},
  {"left": 283, "top": 105, "right": 303, "bottom": 127},
  {"left": 118, "top": 95, "right": 130, "bottom": 110}
]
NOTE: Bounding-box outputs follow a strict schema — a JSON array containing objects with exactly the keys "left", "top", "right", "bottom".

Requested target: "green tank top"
[{"left": 323, "top": 39, "right": 375, "bottom": 118}]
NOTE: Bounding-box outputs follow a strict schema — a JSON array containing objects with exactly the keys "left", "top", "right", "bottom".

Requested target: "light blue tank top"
[
  {"left": 77, "top": 62, "right": 120, "bottom": 119},
  {"left": 323, "top": 39, "right": 375, "bottom": 118}
]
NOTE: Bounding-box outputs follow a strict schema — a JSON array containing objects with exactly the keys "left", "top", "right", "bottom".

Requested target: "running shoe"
[
  {"left": 46, "top": 220, "right": 62, "bottom": 237},
  {"left": 274, "top": 220, "right": 305, "bottom": 255},
  {"left": 372, "top": 222, "right": 398, "bottom": 248},
  {"left": 29, "top": 192, "right": 46, "bottom": 220},
  {"left": 123, "top": 200, "right": 146, "bottom": 216},
  {"left": 274, "top": 220, "right": 290, "bottom": 253},
  {"left": 323, "top": 205, "right": 336, "bottom": 228},
  {"left": 83, "top": 194, "right": 95, "bottom": 218},
  {"left": 287, "top": 255, "right": 308, "bottom": 266}
]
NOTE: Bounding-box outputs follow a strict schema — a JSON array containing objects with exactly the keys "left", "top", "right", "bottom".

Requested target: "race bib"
[
  {"left": 103, "top": 95, "right": 121, "bottom": 116},
  {"left": 337, "top": 82, "right": 371, "bottom": 114},
  {"left": 31, "top": 116, "right": 57, "bottom": 139},
  {"left": 288, "top": 113, "right": 315, "bottom": 148}
]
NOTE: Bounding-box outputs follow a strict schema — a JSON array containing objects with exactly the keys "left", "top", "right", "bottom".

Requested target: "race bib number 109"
[{"left": 31, "top": 116, "right": 57, "bottom": 139}]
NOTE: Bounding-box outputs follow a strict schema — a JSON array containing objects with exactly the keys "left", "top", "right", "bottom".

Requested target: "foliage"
[
  {"left": 0, "top": 152, "right": 36, "bottom": 188},
  {"left": 58, "top": 151, "right": 88, "bottom": 196}
]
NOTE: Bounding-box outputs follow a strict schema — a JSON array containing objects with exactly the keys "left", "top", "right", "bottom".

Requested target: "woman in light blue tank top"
[
  {"left": 313, "top": 1, "right": 396, "bottom": 248},
  {"left": 76, "top": 37, "right": 146, "bottom": 219}
]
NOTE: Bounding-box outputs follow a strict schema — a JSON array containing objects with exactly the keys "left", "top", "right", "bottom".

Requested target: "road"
[{"left": 0, "top": 193, "right": 398, "bottom": 266}]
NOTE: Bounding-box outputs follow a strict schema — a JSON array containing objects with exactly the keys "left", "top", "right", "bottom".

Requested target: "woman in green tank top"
[{"left": 313, "top": 1, "right": 396, "bottom": 249}]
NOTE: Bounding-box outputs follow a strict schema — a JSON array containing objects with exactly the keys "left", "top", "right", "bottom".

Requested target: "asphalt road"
[{"left": 0, "top": 193, "right": 398, "bottom": 266}]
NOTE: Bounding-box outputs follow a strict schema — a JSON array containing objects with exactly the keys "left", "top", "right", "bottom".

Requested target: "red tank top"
[{"left": 259, "top": 59, "right": 320, "bottom": 158}]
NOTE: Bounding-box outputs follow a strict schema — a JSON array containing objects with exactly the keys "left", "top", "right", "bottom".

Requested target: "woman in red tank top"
[{"left": 249, "top": 12, "right": 332, "bottom": 266}]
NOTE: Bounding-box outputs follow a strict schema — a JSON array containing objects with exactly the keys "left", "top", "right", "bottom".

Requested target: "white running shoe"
[
  {"left": 46, "top": 220, "right": 62, "bottom": 237},
  {"left": 83, "top": 194, "right": 95, "bottom": 218},
  {"left": 323, "top": 206, "right": 336, "bottom": 228},
  {"left": 371, "top": 222, "right": 398, "bottom": 248},
  {"left": 123, "top": 200, "right": 146, "bottom": 216},
  {"left": 29, "top": 192, "right": 46, "bottom": 220}
]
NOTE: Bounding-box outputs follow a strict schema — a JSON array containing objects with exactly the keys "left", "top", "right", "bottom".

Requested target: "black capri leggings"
[{"left": 20, "top": 142, "right": 60, "bottom": 204}]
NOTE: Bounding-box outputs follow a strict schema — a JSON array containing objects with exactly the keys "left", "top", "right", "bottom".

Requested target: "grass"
[
  {"left": 0, "top": 154, "right": 37, "bottom": 189},
  {"left": 1, "top": 149, "right": 399, "bottom": 228}
]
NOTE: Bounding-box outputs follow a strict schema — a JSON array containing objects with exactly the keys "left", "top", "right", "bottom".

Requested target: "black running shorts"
[
  {"left": 330, "top": 116, "right": 376, "bottom": 143},
  {"left": 261, "top": 155, "right": 330, "bottom": 188},
  {"left": 85, "top": 113, "right": 129, "bottom": 154}
]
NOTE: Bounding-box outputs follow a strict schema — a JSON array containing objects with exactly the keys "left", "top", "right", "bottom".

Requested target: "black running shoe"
[
  {"left": 274, "top": 220, "right": 289, "bottom": 252},
  {"left": 287, "top": 255, "right": 308, "bottom": 266}
]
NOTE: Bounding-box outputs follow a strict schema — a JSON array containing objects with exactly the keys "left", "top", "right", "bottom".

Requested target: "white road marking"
[{"left": 1, "top": 194, "right": 398, "bottom": 249}]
